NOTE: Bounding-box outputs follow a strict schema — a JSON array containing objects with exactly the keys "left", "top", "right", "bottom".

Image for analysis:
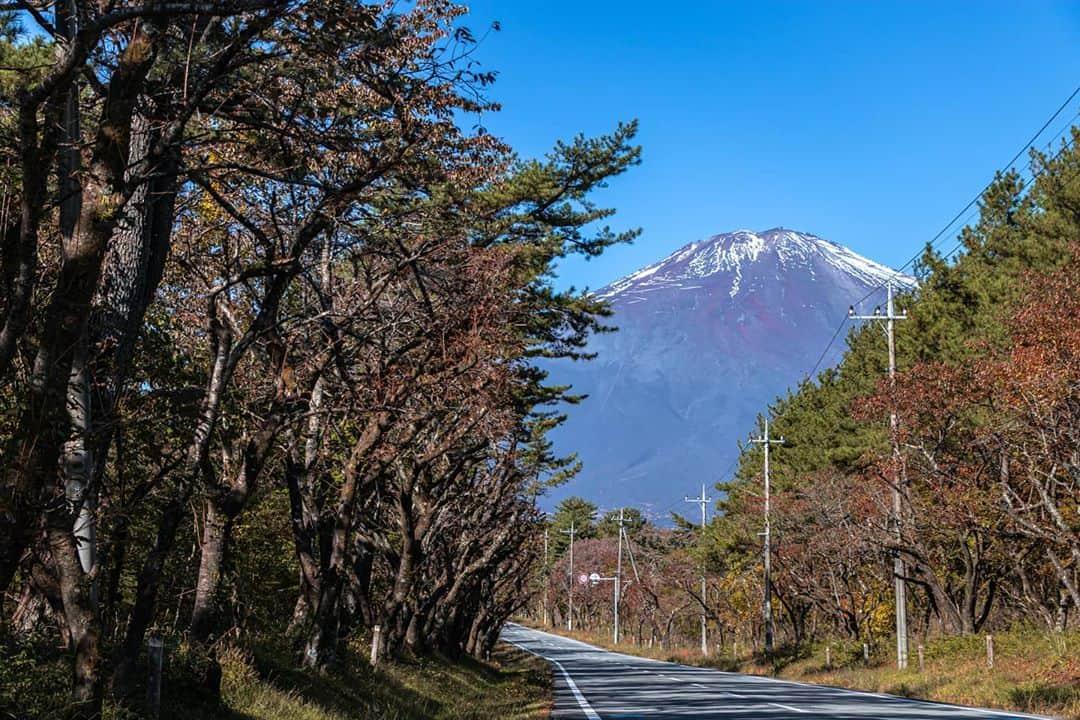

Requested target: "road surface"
[{"left": 502, "top": 624, "right": 1052, "bottom": 720}]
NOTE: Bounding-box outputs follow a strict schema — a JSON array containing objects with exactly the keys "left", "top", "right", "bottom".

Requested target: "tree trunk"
[
  {"left": 49, "top": 522, "right": 102, "bottom": 719},
  {"left": 286, "top": 450, "right": 321, "bottom": 617},
  {"left": 342, "top": 545, "right": 374, "bottom": 630},
  {"left": 303, "top": 562, "right": 345, "bottom": 668},
  {"left": 11, "top": 553, "right": 68, "bottom": 645},
  {"left": 405, "top": 612, "right": 422, "bottom": 651},
  {"left": 190, "top": 501, "right": 229, "bottom": 644}
]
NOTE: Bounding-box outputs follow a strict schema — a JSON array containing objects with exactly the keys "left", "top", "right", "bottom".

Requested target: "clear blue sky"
[{"left": 462, "top": 1, "right": 1080, "bottom": 292}]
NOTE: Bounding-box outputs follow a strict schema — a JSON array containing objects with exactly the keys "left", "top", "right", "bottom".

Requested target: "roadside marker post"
[{"left": 370, "top": 625, "right": 381, "bottom": 666}]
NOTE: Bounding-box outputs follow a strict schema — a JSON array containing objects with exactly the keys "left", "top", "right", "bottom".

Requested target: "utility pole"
[
  {"left": 751, "top": 417, "right": 784, "bottom": 658},
  {"left": 561, "top": 522, "right": 576, "bottom": 632},
  {"left": 684, "top": 484, "right": 712, "bottom": 656},
  {"left": 615, "top": 508, "right": 624, "bottom": 645},
  {"left": 543, "top": 527, "right": 550, "bottom": 627},
  {"left": 849, "top": 279, "right": 909, "bottom": 670}
]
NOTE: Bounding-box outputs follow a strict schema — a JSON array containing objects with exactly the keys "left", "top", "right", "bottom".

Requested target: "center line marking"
[{"left": 769, "top": 702, "right": 808, "bottom": 713}]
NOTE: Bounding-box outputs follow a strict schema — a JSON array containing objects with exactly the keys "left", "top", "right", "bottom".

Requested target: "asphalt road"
[{"left": 501, "top": 624, "right": 1053, "bottom": 720}]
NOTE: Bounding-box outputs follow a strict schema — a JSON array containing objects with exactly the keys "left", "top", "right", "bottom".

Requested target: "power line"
[
  {"left": 800, "top": 87, "right": 1080, "bottom": 386},
  {"left": 900, "top": 89, "right": 1080, "bottom": 272},
  {"left": 859, "top": 86, "right": 1080, "bottom": 297},
  {"left": 805, "top": 316, "right": 850, "bottom": 381},
  {"left": 942, "top": 131, "right": 1078, "bottom": 261},
  {"left": 650, "top": 452, "right": 740, "bottom": 523}
]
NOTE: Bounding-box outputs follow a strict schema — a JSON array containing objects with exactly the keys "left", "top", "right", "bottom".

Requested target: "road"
[{"left": 502, "top": 624, "right": 1053, "bottom": 720}]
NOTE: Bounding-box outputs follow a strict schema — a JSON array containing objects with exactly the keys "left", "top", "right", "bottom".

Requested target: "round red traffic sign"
[{"left": 577, "top": 573, "right": 589, "bottom": 585}]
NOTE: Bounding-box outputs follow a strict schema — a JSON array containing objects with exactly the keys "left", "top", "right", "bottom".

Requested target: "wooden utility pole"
[
  {"left": 561, "top": 522, "right": 576, "bottom": 631},
  {"left": 684, "top": 485, "right": 712, "bottom": 656},
  {"left": 849, "top": 279, "right": 909, "bottom": 670},
  {"left": 752, "top": 417, "right": 784, "bottom": 658}
]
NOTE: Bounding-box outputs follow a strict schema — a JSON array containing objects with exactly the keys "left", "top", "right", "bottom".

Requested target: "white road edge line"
[{"left": 504, "top": 637, "right": 601, "bottom": 720}]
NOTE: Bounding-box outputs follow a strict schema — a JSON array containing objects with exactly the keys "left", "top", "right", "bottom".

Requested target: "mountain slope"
[{"left": 546, "top": 228, "right": 913, "bottom": 513}]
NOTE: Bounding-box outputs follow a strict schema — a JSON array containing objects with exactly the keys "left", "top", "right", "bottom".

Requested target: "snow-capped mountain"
[{"left": 545, "top": 228, "right": 913, "bottom": 514}]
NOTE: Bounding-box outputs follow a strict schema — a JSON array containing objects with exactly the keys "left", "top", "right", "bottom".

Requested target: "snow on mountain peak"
[{"left": 597, "top": 228, "right": 911, "bottom": 301}]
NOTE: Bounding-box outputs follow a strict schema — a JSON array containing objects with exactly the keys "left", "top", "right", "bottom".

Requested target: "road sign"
[
  {"left": 578, "top": 573, "right": 589, "bottom": 586},
  {"left": 589, "top": 572, "right": 601, "bottom": 585}
]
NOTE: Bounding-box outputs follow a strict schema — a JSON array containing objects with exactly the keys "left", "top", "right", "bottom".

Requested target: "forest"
[
  {"left": 0, "top": 1, "right": 639, "bottom": 717},
  {"left": 535, "top": 133, "right": 1080, "bottom": 663}
]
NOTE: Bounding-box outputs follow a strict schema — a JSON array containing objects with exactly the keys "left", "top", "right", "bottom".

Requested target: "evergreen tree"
[{"left": 549, "top": 496, "right": 598, "bottom": 555}]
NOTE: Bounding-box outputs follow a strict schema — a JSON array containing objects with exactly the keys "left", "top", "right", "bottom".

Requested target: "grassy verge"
[
  {"left": 536, "top": 625, "right": 1080, "bottom": 719},
  {"left": 0, "top": 634, "right": 551, "bottom": 720}
]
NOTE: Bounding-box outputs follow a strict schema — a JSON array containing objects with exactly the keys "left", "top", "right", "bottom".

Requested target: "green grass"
[
  {"left": 542, "top": 624, "right": 1080, "bottom": 719},
  {"left": 0, "top": 634, "right": 551, "bottom": 720},
  {"left": 216, "top": 641, "right": 552, "bottom": 720}
]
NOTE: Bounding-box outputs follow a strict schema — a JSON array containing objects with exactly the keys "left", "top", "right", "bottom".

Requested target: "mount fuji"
[{"left": 546, "top": 228, "right": 913, "bottom": 514}]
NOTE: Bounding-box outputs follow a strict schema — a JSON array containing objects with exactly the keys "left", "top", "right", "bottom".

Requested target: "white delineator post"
[{"left": 370, "top": 625, "right": 381, "bottom": 666}]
